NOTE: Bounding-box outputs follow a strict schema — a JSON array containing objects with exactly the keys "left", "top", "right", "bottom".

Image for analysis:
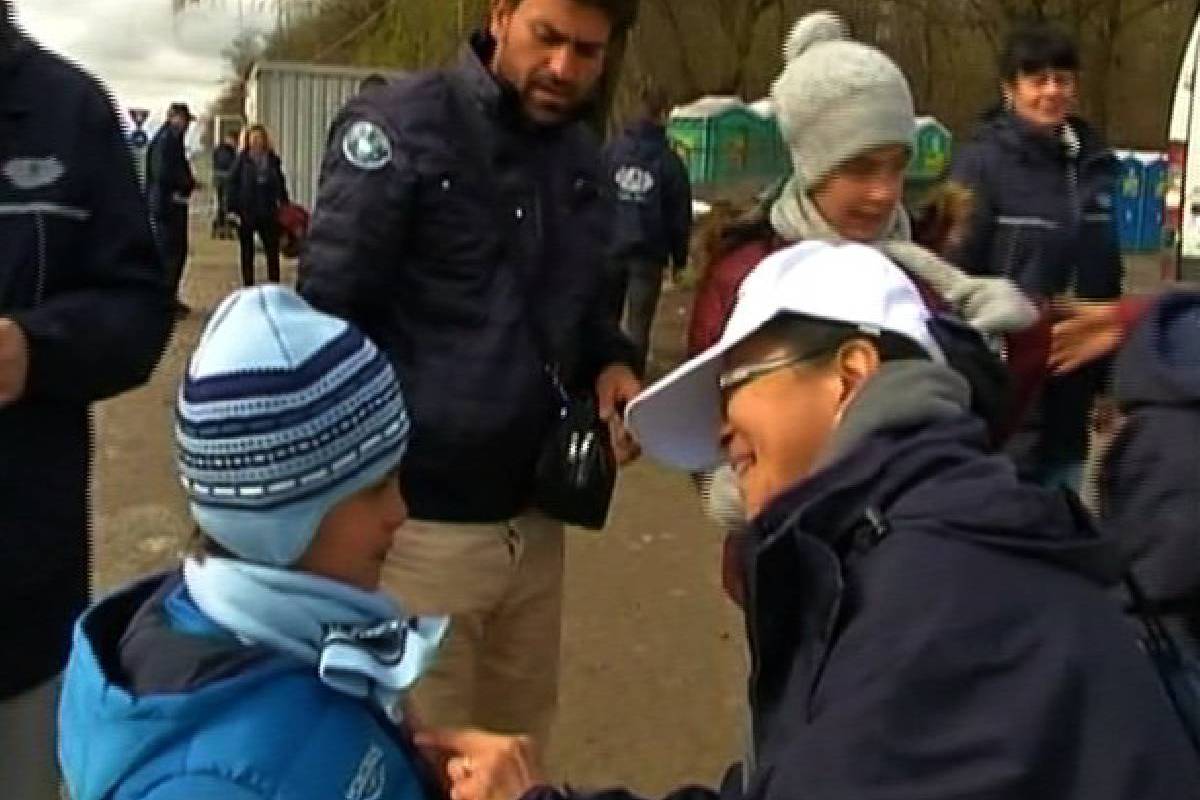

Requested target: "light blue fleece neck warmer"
[{"left": 183, "top": 557, "right": 448, "bottom": 716}]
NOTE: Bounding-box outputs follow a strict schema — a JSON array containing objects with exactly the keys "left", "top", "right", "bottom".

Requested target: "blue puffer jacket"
[{"left": 59, "top": 572, "right": 439, "bottom": 800}]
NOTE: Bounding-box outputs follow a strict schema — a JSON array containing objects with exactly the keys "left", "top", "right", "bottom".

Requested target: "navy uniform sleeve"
[
  {"left": 9, "top": 78, "right": 172, "bottom": 404},
  {"left": 948, "top": 142, "right": 996, "bottom": 278},
  {"left": 664, "top": 145, "right": 693, "bottom": 273},
  {"left": 579, "top": 180, "right": 638, "bottom": 379},
  {"left": 298, "top": 101, "right": 414, "bottom": 343}
]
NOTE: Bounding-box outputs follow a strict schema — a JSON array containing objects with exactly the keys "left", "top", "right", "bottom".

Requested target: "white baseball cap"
[{"left": 626, "top": 240, "right": 943, "bottom": 471}]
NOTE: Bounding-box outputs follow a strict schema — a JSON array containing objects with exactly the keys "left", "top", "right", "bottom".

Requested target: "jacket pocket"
[{"left": 0, "top": 210, "right": 44, "bottom": 311}]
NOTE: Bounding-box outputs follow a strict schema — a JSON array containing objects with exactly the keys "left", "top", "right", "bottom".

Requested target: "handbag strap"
[{"left": 444, "top": 75, "right": 570, "bottom": 408}]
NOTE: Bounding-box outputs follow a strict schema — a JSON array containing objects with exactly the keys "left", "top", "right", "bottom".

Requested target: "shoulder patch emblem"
[
  {"left": 614, "top": 165, "right": 655, "bottom": 203},
  {"left": 342, "top": 121, "right": 393, "bottom": 171},
  {"left": 3, "top": 157, "right": 66, "bottom": 190}
]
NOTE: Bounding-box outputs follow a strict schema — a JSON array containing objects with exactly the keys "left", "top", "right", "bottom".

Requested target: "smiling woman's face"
[{"left": 718, "top": 330, "right": 879, "bottom": 518}]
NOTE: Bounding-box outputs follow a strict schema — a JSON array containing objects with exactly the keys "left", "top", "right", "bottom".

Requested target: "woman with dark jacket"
[
  {"left": 419, "top": 241, "right": 1200, "bottom": 800},
  {"left": 227, "top": 125, "right": 290, "bottom": 286},
  {"left": 951, "top": 22, "right": 1124, "bottom": 490}
]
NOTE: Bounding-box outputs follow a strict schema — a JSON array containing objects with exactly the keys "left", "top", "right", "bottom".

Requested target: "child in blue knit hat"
[{"left": 57, "top": 286, "right": 448, "bottom": 800}]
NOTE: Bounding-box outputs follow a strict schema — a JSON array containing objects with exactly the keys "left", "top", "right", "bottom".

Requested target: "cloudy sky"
[{"left": 13, "top": 0, "right": 270, "bottom": 129}]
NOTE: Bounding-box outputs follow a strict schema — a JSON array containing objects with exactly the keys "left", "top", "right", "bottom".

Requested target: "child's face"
[
  {"left": 810, "top": 144, "right": 908, "bottom": 243},
  {"left": 295, "top": 473, "right": 407, "bottom": 591}
]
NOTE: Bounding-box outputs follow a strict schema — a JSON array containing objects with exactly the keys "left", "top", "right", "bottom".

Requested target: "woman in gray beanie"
[{"left": 688, "top": 10, "right": 1039, "bottom": 604}]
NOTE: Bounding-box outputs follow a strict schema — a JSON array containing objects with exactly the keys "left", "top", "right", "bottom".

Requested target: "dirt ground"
[
  {"left": 90, "top": 207, "right": 1164, "bottom": 794},
  {"left": 90, "top": 213, "right": 745, "bottom": 796}
]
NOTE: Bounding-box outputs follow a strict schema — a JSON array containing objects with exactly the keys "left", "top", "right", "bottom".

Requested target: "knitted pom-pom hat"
[{"left": 771, "top": 10, "right": 915, "bottom": 190}]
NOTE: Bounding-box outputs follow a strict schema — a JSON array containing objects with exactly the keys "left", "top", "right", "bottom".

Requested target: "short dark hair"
[
  {"left": 639, "top": 84, "right": 670, "bottom": 120},
  {"left": 359, "top": 73, "right": 387, "bottom": 92},
  {"left": 494, "top": 0, "right": 638, "bottom": 36},
  {"left": 758, "top": 314, "right": 929, "bottom": 366},
  {"left": 999, "top": 21, "right": 1079, "bottom": 81},
  {"left": 186, "top": 526, "right": 236, "bottom": 563}
]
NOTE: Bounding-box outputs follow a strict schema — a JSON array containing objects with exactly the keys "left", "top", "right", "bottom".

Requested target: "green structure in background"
[
  {"left": 668, "top": 98, "right": 955, "bottom": 194},
  {"left": 667, "top": 98, "right": 789, "bottom": 187}
]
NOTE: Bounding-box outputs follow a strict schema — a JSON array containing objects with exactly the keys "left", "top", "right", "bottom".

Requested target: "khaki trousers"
[
  {"left": 0, "top": 675, "right": 61, "bottom": 800},
  {"left": 382, "top": 513, "right": 565, "bottom": 748}
]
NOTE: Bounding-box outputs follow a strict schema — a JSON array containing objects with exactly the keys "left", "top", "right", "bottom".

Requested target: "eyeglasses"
[{"left": 718, "top": 354, "right": 806, "bottom": 393}]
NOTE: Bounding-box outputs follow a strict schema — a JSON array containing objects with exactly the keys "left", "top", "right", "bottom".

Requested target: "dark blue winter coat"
[
  {"left": 146, "top": 123, "right": 194, "bottom": 220},
  {"left": 59, "top": 571, "right": 440, "bottom": 800},
  {"left": 527, "top": 414, "right": 1200, "bottom": 800},
  {"left": 1101, "top": 291, "right": 1200, "bottom": 644},
  {"left": 298, "top": 32, "right": 635, "bottom": 523},
  {"left": 0, "top": 29, "right": 172, "bottom": 700},
  {"left": 602, "top": 120, "right": 692, "bottom": 271},
  {"left": 952, "top": 111, "right": 1124, "bottom": 470}
]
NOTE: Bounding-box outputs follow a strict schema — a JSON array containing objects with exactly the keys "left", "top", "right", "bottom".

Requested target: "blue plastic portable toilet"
[
  {"left": 1115, "top": 152, "right": 1145, "bottom": 252},
  {"left": 1140, "top": 155, "right": 1168, "bottom": 252}
]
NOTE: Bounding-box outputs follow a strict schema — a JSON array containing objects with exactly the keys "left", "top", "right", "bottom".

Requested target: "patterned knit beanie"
[
  {"left": 176, "top": 286, "right": 410, "bottom": 566},
  {"left": 771, "top": 11, "right": 915, "bottom": 191}
]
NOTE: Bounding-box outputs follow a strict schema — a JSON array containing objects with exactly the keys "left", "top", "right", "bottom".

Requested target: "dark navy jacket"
[
  {"left": 299, "top": 33, "right": 635, "bottom": 523},
  {"left": 1102, "top": 291, "right": 1200, "bottom": 644},
  {"left": 226, "top": 150, "right": 289, "bottom": 221},
  {"left": 59, "top": 572, "right": 440, "bottom": 800},
  {"left": 146, "top": 122, "right": 194, "bottom": 219},
  {"left": 952, "top": 112, "right": 1123, "bottom": 467},
  {"left": 0, "top": 30, "right": 172, "bottom": 700},
  {"left": 602, "top": 120, "right": 692, "bottom": 270},
  {"left": 527, "top": 416, "right": 1200, "bottom": 800}
]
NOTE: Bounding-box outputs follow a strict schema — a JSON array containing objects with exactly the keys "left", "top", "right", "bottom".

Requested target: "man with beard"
[
  {"left": 0, "top": 2, "right": 173, "bottom": 796},
  {"left": 299, "top": 0, "right": 640, "bottom": 747}
]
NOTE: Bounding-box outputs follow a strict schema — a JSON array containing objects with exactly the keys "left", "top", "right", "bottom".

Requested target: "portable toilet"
[
  {"left": 1115, "top": 152, "right": 1146, "bottom": 252},
  {"left": 909, "top": 117, "right": 952, "bottom": 182},
  {"left": 1140, "top": 154, "right": 1169, "bottom": 252},
  {"left": 668, "top": 96, "right": 788, "bottom": 187}
]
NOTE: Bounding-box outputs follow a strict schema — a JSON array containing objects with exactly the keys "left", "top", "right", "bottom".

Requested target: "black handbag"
[
  {"left": 530, "top": 363, "right": 617, "bottom": 530},
  {"left": 446, "top": 76, "right": 617, "bottom": 529}
]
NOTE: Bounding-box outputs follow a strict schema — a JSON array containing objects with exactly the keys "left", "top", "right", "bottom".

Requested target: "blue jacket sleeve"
[
  {"left": 9, "top": 77, "right": 173, "bottom": 404},
  {"left": 298, "top": 102, "right": 413, "bottom": 347}
]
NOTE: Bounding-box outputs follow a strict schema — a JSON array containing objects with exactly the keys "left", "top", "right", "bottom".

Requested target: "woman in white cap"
[
  {"left": 57, "top": 286, "right": 447, "bottom": 800},
  {"left": 419, "top": 241, "right": 1200, "bottom": 800}
]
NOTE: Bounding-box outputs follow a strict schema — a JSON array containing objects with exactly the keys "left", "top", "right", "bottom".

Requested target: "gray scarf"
[{"left": 769, "top": 180, "right": 1037, "bottom": 335}]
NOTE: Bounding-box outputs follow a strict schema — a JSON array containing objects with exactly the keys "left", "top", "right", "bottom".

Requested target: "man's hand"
[
  {"left": 596, "top": 364, "right": 642, "bottom": 466},
  {"left": 415, "top": 729, "right": 543, "bottom": 800},
  {"left": 0, "top": 318, "right": 30, "bottom": 408},
  {"left": 1050, "top": 299, "right": 1123, "bottom": 375}
]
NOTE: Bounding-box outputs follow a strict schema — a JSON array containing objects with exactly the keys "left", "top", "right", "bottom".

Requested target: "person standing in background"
[
  {"left": 603, "top": 85, "right": 692, "bottom": 375},
  {"left": 227, "top": 124, "right": 289, "bottom": 286},
  {"left": 211, "top": 132, "right": 238, "bottom": 239},
  {"left": 951, "top": 21, "right": 1123, "bottom": 491},
  {"left": 146, "top": 101, "right": 196, "bottom": 317}
]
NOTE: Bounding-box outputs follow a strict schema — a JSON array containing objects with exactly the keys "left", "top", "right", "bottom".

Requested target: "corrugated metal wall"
[{"left": 247, "top": 62, "right": 385, "bottom": 212}]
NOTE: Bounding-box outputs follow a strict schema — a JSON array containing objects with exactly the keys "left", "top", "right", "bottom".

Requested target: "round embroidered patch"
[{"left": 342, "top": 120, "right": 393, "bottom": 171}]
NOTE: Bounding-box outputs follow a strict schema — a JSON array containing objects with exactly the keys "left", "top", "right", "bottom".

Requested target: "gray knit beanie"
[{"left": 771, "top": 11, "right": 915, "bottom": 191}]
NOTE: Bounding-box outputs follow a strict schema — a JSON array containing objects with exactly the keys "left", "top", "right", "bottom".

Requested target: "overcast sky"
[{"left": 13, "top": 0, "right": 269, "bottom": 130}]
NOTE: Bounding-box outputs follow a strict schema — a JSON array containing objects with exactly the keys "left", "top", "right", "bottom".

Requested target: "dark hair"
[
  {"left": 757, "top": 314, "right": 929, "bottom": 366},
  {"left": 639, "top": 84, "right": 670, "bottom": 121},
  {"left": 999, "top": 21, "right": 1079, "bottom": 81},
  {"left": 186, "top": 526, "right": 237, "bottom": 563},
  {"left": 494, "top": 0, "right": 638, "bottom": 35},
  {"left": 359, "top": 73, "right": 387, "bottom": 92}
]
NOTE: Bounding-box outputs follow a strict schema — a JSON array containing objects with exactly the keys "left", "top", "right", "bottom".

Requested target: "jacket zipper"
[{"left": 33, "top": 211, "right": 47, "bottom": 305}]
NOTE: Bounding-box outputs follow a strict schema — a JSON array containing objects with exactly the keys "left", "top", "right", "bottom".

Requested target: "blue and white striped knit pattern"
[{"left": 177, "top": 327, "right": 409, "bottom": 512}]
